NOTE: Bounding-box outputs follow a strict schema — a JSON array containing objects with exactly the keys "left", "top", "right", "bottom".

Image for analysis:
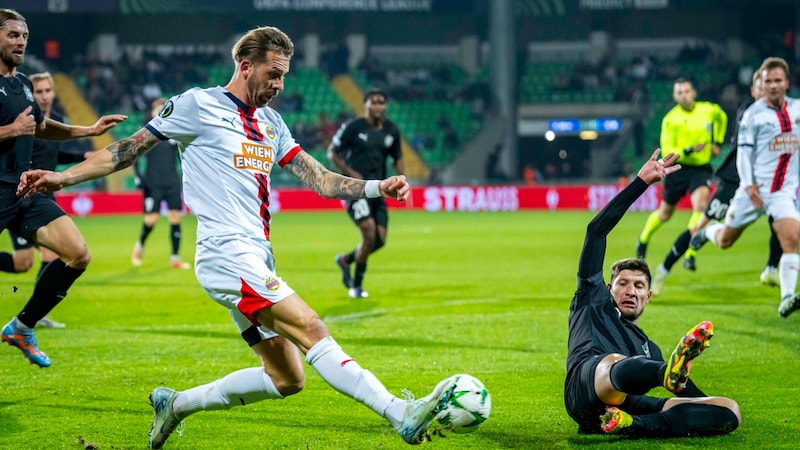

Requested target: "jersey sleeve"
[
  {"left": 711, "top": 103, "right": 728, "bottom": 145},
  {"left": 274, "top": 114, "right": 302, "bottom": 167},
  {"left": 389, "top": 124, "right": 403, "bottom": 161},
  {"left": 144, "top": 90, "right": 200, "bottom": 144},
  {"left": 659, "top": 111, "right": 682, "bottom": 157},
  {"left": 331, "top": 121, "right": 353, "bottom": 150},
  {"left": 736, "top": 107, "right": 756, "bottom": 187}
]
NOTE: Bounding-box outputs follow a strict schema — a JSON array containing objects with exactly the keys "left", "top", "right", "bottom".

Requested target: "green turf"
[{"left": 0, "top": 210, "right": 798, "bottom": 449}]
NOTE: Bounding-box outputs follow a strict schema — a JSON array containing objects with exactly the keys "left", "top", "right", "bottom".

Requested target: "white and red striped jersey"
[
  {"left": 737, "top": 96, "right": 800, "bottom": 194},
  {"left": 145, "top": 87, "right": 301, "bottom": 243}
]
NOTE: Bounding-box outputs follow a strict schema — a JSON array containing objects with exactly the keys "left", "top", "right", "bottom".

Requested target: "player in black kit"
[
  {"left": 650, "top": 69, "right": 782, "bottom": 295},
  {"left": 131, "top": 98, "right": 190, "bottom": 269},
  {"left": 565, "top": 150, "right": 740, "bottom": 437},
  {"left": 0, "top": 72, "right": 95, "bottom": 328},
  {"left": 0, "top": 9, "right": 126, "bottom": 367},
  {"left": 0, "top": 72, "right": 91, "bottom": 278},
  {"left": 328, "top": 89, "right": 404, "bottom": 298}
]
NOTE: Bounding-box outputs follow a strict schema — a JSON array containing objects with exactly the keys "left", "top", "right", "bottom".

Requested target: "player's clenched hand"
[
  {"left": 637, "top": 149, "right": 680, "bottom": 185},
  {"left": 89, "top": 114, "right": 128, "bottom": 136},
  {"left": 17, "top": 169, "right": 66, "bottom": 198},
  {"left": 13, "top": 106, "right": 36, "bottom": 137},
  {"left": 379, "top": 175, "right": 410, "bottom": 201},
  {"left": 745, "top": 184, "right": 764, "bottom": 209}
]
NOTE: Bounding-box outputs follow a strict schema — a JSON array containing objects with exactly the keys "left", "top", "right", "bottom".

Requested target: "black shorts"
[
  {"left": 704, "top": 178, "right": 738, "bottom": 221},
  {"left": 0, "top": 186, "right": 66, "bottom": 244},
  {"left": 143, "top": 184, "right": 183, "bottom": 213},
  {"left": 346, "top": 197, "right": 388, "bottom": 226},
  {"left": 8, "top": 230, "right": 34, "bottom": 250},
  {"left": 564, "top": 356, "right": 667, "bottom": 434},
  {"left": 662, "top": 164, "right": 713, "bottom": 205},
  {"left": 564, "top": 355, "right": 606, "bottom": 433}
]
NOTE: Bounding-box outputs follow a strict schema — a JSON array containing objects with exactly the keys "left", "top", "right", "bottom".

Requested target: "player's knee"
[
  {"left": 273, "top": 373, "right": 305, "bottom": 397},
  {"left": 70, "top": 248, "right": 92, "bottom": 269},
  {"left": 13, "top": 258, "right": 33, "bottom": 273}
]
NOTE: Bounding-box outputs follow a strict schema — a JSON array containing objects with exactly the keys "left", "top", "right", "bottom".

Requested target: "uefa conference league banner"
[{"left": 10, "top": 0, "right": 670, "bottom": 14}]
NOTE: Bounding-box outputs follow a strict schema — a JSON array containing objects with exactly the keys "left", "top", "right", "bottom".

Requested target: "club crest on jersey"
[
  {"left": 23, "top": 84, "right": 33, "bottom": 102},
  {"left": 384, "top": 134, "right": 394, "bottom": 148},
  {"left": 234, "top": 142, "right": 274, "bottom": 174},
  {"left": 265, "top": 276, "right": 280, "bottom": 291},
  {"left": 264, "top": 124, "right": 277, "bottom": 140},
  {"left": 159, "top": 101, "right": 174, "bottom": 118}
]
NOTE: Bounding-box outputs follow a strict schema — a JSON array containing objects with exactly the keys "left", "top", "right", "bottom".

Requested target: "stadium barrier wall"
[{"left": 54, "top": 184, "right": 693, "bottom": 216}]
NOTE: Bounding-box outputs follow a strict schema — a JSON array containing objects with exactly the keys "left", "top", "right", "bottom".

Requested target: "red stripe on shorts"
[{"left": 238, "top": 278, "right": 275, "bottom": 326}]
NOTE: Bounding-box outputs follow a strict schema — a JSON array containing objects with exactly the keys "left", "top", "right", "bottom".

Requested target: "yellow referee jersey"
[{"left": 660, "top": 101, "right": 727, "bottom": 166}]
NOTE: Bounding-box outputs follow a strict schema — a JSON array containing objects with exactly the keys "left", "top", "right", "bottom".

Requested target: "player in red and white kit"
[
  {"left": 691, "top": 57, "right": 800, "bottom": 318},
  {"left": 17, "top": 26, "right": 458, "bottom": 449}
]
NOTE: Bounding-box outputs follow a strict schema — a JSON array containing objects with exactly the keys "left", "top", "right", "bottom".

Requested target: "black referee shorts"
[{"left": 662, "top": 164, "right": 713, "bottom": 206}]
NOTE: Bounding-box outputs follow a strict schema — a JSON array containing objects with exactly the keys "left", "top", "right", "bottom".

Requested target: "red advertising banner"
[{"left": 54, "top": 184, "right": 690, "bottom": 216}]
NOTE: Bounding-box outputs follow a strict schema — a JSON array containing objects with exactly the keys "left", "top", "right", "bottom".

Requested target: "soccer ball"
[{"left": 433, "top": 374, "right": 491, "bottom": 434}]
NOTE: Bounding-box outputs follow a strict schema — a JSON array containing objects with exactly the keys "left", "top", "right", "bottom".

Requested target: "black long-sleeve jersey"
[
  {"left": 31, "top": 111, "right": 85, "bottom": 171},
  {"left": 566, "top": 177, "right": 705, "bottom": 397},
  {"left": 0, "top": 73, "right": 44, "bottom": 184},
  {"left": 133, "top": 139, "right": 181, "bottom": 189}
]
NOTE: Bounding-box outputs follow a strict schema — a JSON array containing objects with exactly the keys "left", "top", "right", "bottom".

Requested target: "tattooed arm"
[
  {"left": 283, "top": 151, "right": 410, "bottom": 201},
  {"left": 18, "top": 128, "right": 160, "bottom": 197}
]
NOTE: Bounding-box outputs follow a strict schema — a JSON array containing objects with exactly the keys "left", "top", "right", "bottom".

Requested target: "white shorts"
[
  {"left": 195, "top": 236, "right": 296, "bottom": 341},
  {"left": 725, "top": 186, "right": 800, "bottom": 229}
]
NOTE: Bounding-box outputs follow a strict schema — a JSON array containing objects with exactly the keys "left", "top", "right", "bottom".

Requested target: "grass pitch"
[{"left": 0, "top": 210, "right": 798, "bottom": 449}]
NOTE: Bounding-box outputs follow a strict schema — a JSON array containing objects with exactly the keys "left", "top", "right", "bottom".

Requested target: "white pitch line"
[{"left": 323, "top": 297, "right": 521, "bottom": 322}]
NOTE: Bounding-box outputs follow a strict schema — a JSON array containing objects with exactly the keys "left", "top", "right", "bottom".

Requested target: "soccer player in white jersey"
[
  {"left": 690, "top": 56, "right": 800, "bottom": 318},
  {"left": 17, "top": 26, "right": 458, "bottom": 448}
]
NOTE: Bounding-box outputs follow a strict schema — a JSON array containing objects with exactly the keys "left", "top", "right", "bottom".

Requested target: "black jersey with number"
[
  {"left": 567, "top": 178, "right": 664, "bottom": 374},
  {"left": 134, "top": 139, "right": 181, "bottom": 188},
  {"left": 31, "top": 111, "right": 83, "bottom": 171},
  {"left": 715, "top": 100, "right": 754, "bottom": 183},
  {"left": 0, "top": 73, "right": 45, "bottom": 184},
  {"left": 331, "top": 117, "right": 402, "bottom": 179}
]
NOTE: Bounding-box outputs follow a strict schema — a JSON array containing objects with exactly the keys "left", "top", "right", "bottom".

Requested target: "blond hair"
[{"left": 231, "top": 26, "right": 294, "bottom": 65}]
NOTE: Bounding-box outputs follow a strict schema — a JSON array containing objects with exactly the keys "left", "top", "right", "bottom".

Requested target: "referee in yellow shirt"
[{"left": 636, "top": 78, "right": 727, "bottom": 265}]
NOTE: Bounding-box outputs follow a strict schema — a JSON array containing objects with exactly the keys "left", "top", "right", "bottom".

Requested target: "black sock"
[
  {"left": 0, "top": 252, "right": 15, "bottom": 273},
  {"left": 17, "top": 260, "right": 85, "bottom": 328},
  {"left": 767, "top": 218, "right": 781, "bottom": 268},
  {"left": 139, "top": 223, "right": 154, "bottom": 245},
  {"left": 353, "top": 262, "right": 367, "bottom": 288},
  {"left": 170, "top": 223, "right": 181, "bottom": 256},
  {"left": 609, "top": 356, "right": 665, "bottom": 395},
  {"left": 344, "top": 251, "right": 356, "bottom": 265},
  {"left": 663, "top": 230, "right": 691, "bottom": 271},
  {"left": 35, "top": 261, "right": 49, "bottom": 283},
  {"left": 632, "top": 403, "right": 738, "bottom": 437}
]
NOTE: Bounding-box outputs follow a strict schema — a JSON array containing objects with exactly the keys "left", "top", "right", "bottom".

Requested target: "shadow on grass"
[
  {"left": 109, "top": 328, "right": 235, "bottom": 340},
  {"left": 0, "top": 402, "right": 22, "bottom": 439}
]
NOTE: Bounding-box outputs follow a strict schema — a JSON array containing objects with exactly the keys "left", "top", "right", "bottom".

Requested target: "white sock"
[
  {"left": 306, "top": 336, "right": 400, "bottom": 428},
  {"left": 779, "top": 253, "right": 799, "bottom": 299},
  {"left": 704, "top": 223, "right": 725, "bottom": 246},
  {"left": 172, "top": 367, "right": 283, "bottom": 419},
  {"left": 12, "top": 317, "right": 30, "bottom": 331}
]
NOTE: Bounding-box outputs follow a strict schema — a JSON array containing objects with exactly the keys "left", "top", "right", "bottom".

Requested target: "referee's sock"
[{"left": 638, "top": 211, "right": 663, "bottom": 244}]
